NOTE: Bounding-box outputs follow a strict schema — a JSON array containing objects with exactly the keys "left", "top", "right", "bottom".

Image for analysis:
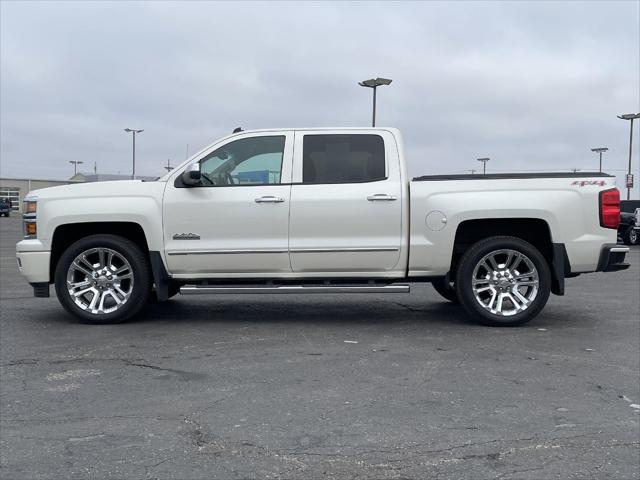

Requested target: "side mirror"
[{"left": 181, "top": 163, "right": 202, "bottom": 187}]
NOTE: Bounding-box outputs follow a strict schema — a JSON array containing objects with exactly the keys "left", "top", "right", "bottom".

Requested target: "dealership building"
[{"left": 0, "top": 173, "right": 157, "bottom": 213}]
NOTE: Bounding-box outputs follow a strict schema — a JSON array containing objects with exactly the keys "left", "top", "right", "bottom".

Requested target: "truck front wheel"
[
  {"left": 54, "top": 235, "right": 151, "bottom": 324},
  {"left": 455, "top": 236, "right": 551, "bottom": 327}
]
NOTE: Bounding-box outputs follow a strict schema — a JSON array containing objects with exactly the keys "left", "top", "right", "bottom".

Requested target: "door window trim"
[
  {"left": 173, "top": 132, "right": 294, "bottom": 188},
  {"left": 291, "top": 131, "right": 393, "bottom": 185}
]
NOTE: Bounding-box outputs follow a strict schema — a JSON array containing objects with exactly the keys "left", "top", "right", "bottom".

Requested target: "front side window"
[
  {"left": 199, "top": 136, "right": 285, "bottom": 186},
  {"left": 302, "top": 134, "right": 385, "bottom": 184}
]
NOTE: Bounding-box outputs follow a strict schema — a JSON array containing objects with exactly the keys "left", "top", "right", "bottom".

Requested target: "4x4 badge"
[{"left": 173, "top": 233, "right": 201, "bottom": 240}]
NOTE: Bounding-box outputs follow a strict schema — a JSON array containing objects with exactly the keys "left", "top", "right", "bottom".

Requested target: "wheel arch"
[
  {"left": 450, "top": 218, "right": 567, "bottom": 295},
  {"left": 49, "top": 222, "right": 150, "bottom": 283}
]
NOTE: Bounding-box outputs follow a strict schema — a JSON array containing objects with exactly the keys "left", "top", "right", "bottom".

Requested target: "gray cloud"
[{"left": 1, "top": 1, "right": 638, "bottom": 195}]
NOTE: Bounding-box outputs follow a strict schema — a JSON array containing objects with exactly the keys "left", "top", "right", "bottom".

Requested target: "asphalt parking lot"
[{"left": 1, "top": 215, "right": 638, "bottom": 479}]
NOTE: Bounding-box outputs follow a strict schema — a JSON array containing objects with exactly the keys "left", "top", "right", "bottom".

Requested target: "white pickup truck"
[{"left": 16, "top": 128, "right": 630, "bottom": 326}]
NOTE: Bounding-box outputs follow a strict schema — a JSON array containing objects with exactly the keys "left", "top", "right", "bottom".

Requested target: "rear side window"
[{"left": 302, "top": 134, "right": 385, "bottom": 184}]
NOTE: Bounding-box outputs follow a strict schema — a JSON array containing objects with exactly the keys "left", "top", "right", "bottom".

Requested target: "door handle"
[
  {"left": 367, "top": 194, "right": 397, "bottom": 201},
  {"left": 255, "top": 196, "right": 285, "bottom": 203}
]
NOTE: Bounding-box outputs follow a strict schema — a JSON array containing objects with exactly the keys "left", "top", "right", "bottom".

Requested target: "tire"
[
  {"left": 431, "top": 277, "right": 459, "bottom": 304},
  {"left": 625, "top": 226, "right": 639, "bottom": 246},
  {"left": 455, "top": 236, "right": 551, "bottom": 327},
  {"left": 54, "top": 234, "right": 151, "bottom": 324}
]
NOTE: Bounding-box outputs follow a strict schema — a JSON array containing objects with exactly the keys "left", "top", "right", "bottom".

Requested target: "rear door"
[{"left": 288, "top": 130, "right": 403, "bottom": 274}]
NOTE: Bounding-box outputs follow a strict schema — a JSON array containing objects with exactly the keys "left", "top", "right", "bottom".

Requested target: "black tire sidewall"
[
  {"left": 54, "top": 235, "right": 150, "bottom": 324},
  {"left": 455, "top": 236, "right": 551, "bottom": 327},
  {"left": 431, "top": 277, "right": 460, "bottom": 304},
  {"left": 626, "top": 227, "right": 639, "bottom": 245}
]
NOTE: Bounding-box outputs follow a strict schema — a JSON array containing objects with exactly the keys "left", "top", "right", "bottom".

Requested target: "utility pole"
[
  {"left": 571, "top": 168, "right": 580, "bottom": 173},
  {"left": 164, "top": 159, "right": 174, "bottom": 172},
  {"left": 358, "top": 77, "right": 392, "bottom": 127},
  {"left": 69, "top": 160, "right": 83, "bottom": 175},
  {"left": 124, "top": 128, "right": 144, "bottom": 180},
  {"left": 477, "top": 158, "right": 490, "bottom": 174},
  {"left": 617, "top": 113, "right": 640, "bottom": 200},
  {"left": 468, "top": 169, "right": 477, "bottom": 174},
  {"left": 590, "top": 147, "right": 608, "bottom": 173}
]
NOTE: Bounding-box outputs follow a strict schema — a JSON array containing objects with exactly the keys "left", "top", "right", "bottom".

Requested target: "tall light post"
[
  {"left": 617, "top": 113, "right": 640, "bottom": 200},
  {"left": 477, "top": 157, "right": 490, "bottom": 174},
  {"left": 124, "top": 128, "right": 144, "bottom": 179},
  {"left": 69, "top": 160, "right": 83, "bottom": 175},
  {"left": 590, "top": 147, "right": 608, "bottom": 173},
  {"left": 358, "top": 77, "right": 392, "bottom": 127}
]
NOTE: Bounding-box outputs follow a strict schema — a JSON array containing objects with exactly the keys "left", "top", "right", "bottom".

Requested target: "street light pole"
[
  {"left": 372, "top": 85, "right": 377, "bottom": 127},
  {"left": 69, "top": 160, "right": 83, "bottom": 175},
  {"left": 477, "top": 157, "right": 490, "bottom": 174},
  {"left": 124, "top": 128, "right": 144, "bottom": 180},
  {"left": 617, "top": 113, "right": 639, "bottom": 200},
  {"left": 590, "top": 147, "right": 608, "bottom": 173},
  {"left": 358, "top": 78, "right": 392, "bottom": 127}
]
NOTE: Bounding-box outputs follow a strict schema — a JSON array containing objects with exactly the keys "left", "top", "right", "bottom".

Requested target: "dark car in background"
[
  {"left": 0, "top": 198, "right": 12, "bottom": 217},
  {"left": 618, "top": 200, "right": 640, "bottom": 245}
]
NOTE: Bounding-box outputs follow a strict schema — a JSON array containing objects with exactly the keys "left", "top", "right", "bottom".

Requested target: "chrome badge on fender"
[{"left": 173, "top": 233, "right": 201, "bottom": 240}]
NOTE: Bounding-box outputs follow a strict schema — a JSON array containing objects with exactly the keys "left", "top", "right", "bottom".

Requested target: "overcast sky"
[{"left": 1, "top": 1, "right": 639, "bottom": 195}]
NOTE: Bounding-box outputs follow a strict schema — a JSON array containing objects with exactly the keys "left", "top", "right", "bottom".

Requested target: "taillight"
[{"left": 599, "top": 188, "right": 620, "bottom": 229}]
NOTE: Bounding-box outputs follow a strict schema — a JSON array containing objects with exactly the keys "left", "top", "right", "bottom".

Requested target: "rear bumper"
[{"left": 596, "top": 244, "right": 630, "bottom": 272}]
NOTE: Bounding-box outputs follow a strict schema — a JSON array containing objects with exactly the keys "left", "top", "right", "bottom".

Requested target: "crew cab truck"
[{"left": 16, "top": 128, "right": 630, "bottom": 326}]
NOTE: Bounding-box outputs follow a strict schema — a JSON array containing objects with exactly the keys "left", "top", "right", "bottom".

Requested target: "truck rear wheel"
[
  {"left": 455, "top": 236, "right": 551, "bottom": 327},
  {"left": 54, "top": 234, "right": 151, "bottom": 324}
]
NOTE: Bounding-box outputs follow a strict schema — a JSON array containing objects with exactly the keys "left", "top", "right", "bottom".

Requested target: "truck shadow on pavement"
[
  {"left": 132, "top": 297, "right": 477, "bottom": 327},
  {"left": 29, "top": 296, "right": 567, "bottom": 329}
]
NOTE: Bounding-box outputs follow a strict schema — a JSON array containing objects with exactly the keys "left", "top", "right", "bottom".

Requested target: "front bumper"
[
  {"left": 16, "top": 250, "right": 51, "bottom": 283},
  {"left": 596, "top": 244, "right": 630, "bottom": 272}
]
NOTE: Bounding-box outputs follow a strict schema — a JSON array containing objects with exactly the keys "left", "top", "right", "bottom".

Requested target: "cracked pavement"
[{"left": 1, "top": 216, "right": 639, "bottom": 479}]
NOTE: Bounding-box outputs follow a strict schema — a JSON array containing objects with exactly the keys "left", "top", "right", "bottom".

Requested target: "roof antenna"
[{"left": 233, "top": 127, "right": 243, "bottom": 134}]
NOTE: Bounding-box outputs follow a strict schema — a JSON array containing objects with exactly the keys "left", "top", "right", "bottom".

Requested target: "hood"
[{"left": 25, "top": 179, "right": 166, "bottom": 201}]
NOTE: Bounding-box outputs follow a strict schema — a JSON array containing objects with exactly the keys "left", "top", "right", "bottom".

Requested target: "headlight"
[
  {"left": 22, "top": 200, "right": 37, "bottom": 238},
  {"left": 24, "top": 201, "right": 37, "bottom": 214}
]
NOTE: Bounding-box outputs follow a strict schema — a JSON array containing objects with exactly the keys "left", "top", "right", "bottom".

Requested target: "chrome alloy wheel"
[
  {"left": 471, "top": 249, "right": 539, "bottom": 317},
  {"left": 66, "top": 248, "right": 134, "bottom": 315}
]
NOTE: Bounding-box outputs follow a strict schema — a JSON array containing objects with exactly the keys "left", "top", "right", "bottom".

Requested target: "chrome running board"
[{"left": 180, "top": 284, "right": 410, "bottom": 295}]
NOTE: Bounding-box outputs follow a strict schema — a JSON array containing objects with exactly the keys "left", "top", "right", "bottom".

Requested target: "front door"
[{"left": 163, "top": 132, "right": 294, "bottom": 277}]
